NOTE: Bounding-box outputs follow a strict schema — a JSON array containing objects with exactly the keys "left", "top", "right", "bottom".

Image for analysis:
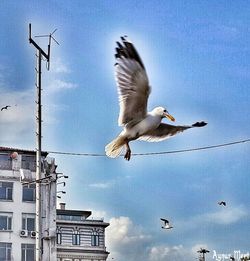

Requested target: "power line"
[{"left": 47, "top": 138, "right": 250, "bottom": 157}]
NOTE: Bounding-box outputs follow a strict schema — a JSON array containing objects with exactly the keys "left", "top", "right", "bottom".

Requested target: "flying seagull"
[
  {"left": 218, "top": 201, "right": 226, "bottom": 206},
  {"left": 160, "top": 218, "right": 173, "bottom": 229},
  {"left": 105, "top": 36, "right": 207, "bottom": 161},
  {"left": 1, "top": 105, "right": 11, "bottom": 111}
]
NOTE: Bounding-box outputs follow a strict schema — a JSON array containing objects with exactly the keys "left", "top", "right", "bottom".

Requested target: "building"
[
  {"left": 0, "top": 147, "right": 47, "bottom": 260},
  {"left": 0, "top": 147, "right": 110, "bottom": 261},
  {"left": 56, "top": 203, "right": 110, "bottom": 261}
]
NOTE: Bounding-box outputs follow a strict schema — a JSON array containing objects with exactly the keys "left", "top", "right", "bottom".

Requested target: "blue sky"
[{"left": 0, "top": 1, "right": 250, "bottom": 260}]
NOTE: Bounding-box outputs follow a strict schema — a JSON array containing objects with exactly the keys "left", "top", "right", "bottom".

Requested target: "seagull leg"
[{"left": 124, "top": 140, "right": 131, "bottom": 161}]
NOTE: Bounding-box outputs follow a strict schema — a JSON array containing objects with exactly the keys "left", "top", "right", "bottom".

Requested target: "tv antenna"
[
  {"left": 29, "top": 23, "right": 58, "bottom": 261},
  {"left": 29, "top": 23, "right": 59, "bottom": 70}
]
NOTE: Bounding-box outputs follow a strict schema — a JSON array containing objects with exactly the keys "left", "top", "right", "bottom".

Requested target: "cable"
[{"left": 47, "top": 138, "right": 250, "bottom": 157}]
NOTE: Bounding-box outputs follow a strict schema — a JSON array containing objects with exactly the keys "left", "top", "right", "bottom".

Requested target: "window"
[
  {"left": 0, "top": 154, "right": 12, "bottom": 170},
  {"left": 0, "top": 243, "right": 11, "bottom": 261},
  {"left": 21, "top": 244, "right": 35, "bottom": 261},
  {"left": 56, "top": 228, "right": 62, "bottom": 245},
  {"left": 0, "top": 182, "right": 13, "bottom": 200},
  {"left": 21, "top": 155, "right": 36, "bottom": 171},
  {"left": 0, "top": 212, "right": 12, "bottom": 231},
  {"left": 72, "top": 231, "right": 80, "bottom": 245},
  {"left": 91, "top": 231, "right": 99, "bottom": 246},
  {"left": 22, "top": 184, "right": 35, "bottom": 202},
  {"left": 22, "top": 214, "right": 35, "bottom": 232},
  {"left": 57, "top": 214, "right": 84, "bottom": 221}
]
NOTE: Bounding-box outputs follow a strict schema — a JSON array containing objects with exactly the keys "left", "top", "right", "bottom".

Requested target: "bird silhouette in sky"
[
  {"left": 218, "top": 201, "right": 226, "bottom": 206},
  {"left": 1, "top": 105, "right": 11, "bottom": 111},
  {"left": 105, "top": 36, "right": 207, "bottom": 161},
  {"left": 160, "top": 218, "right": 173, "bottom": 230}
]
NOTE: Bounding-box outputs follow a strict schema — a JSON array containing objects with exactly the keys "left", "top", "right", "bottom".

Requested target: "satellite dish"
[{"left": 10, "top": 152, "right": 18, "bottom": 160}]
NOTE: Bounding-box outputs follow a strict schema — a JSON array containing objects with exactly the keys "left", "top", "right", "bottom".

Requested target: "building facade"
[
  {"left": 56, "top": 203, "right": 110, "bottom": 261},
  {"left": 0, "top": 147, "right": 110, "bottom": 261},
  {"left": 0, "top": 147, "right": 47, "bottom": 260}
]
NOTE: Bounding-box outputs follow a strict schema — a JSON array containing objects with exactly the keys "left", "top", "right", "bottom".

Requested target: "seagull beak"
[{"left": 164, "top": 112, "right": 175, "bottom": 122}]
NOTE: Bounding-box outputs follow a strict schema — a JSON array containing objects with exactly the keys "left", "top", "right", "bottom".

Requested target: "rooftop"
[
  {"left": 57, "top": 209, "right": 92, "bottom": 218},
  {"left": 0, "top": 146, "right": 48, "bottom": 156}
]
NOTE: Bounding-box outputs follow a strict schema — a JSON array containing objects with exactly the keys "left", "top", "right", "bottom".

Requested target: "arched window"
[
  {"left": 72, "top": 230, "right": 80, "bottom": 245},
  {"left": 91, "top": 230, "right": 99, "bottom": 246},
  {"left": 56, "top": 228, "right": 62, "bottom": 245}
]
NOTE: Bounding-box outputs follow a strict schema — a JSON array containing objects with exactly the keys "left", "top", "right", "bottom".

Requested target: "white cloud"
[
  {"left": 45, "top": 79, "right": 77, "bottom": 93},
  {"left": 90, "top": 210, "right": 107, "bottom": 220},
  {"left": 149, "top": 244, "right": 195, "bottom": 261},
  {"left": 203, "top": 205, "right": 248, "bottom": 225},
  {"left": 50, "top": 58, "right": 71, "bottom": 74},
  {"left": 178, "top": 205, "right": 248, "bottom": 232},
  {"left": 0, "top": 88, "right": 35, "bottom": 147},
  {"left": 107, "top": 216, "right": 151, "bottom": 243},
  {"left": 0, "top": 89, "right": 34, "bottom": 123},
  {"left": 106, "top": 216, "right": 151, "bottom": 261},
  {"left": 104, "top": 216, "right": 212, "bottom": 261},
  {"left": 0, "top": 53, "right": 76, "bottom": 148},
  {"left": 88, "top": 181, "right": 114, "bottom": 189}
]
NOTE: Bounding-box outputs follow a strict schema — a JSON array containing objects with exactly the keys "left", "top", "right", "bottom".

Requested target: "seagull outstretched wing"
[
  {"left": 139, "top": 121, "right": 207, "bottom": 142},
  {"left": 1, "top": 105, "right": 11, "bottom": 111},
  {"left": 160, "top": 218, "right": 169, "bottom": 224},
  {"left": 115, "top": 36, "right": 151, "bottom": 126}
]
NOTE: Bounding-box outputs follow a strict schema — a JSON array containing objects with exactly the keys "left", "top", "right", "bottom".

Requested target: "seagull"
[
  {"left": 160, "top": 218, "right": 173, "bottom": 229},
  {"left": 105, "top": 36, "right": 207, "bottom": 161},
  {"left": 1, "top": 105, "right": 11, "bottom": 111},
  {"left": 218, "top": 201, "right": 226, "bottom": 206}
]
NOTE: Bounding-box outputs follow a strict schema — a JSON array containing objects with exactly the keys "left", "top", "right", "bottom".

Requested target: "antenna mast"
[
  {"left": 29, "top": 23, "right": 58, "bottom": 261},
  {"left": 197, "top": 248, "right": 210, "bottom": 261}
]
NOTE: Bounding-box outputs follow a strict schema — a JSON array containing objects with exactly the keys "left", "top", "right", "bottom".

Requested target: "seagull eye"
[{"left": 163, "top": 109, "right": 167, "bottom": 113}]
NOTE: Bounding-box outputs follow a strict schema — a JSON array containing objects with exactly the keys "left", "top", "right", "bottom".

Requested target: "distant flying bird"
[
  {"left": 105, "top": 36, "right": 207, "bottom": 161},
  {"left": 160, "top": 218, "right": 173, "bottom": 229},
  {"left": 218, "top": 201, "right": 226, "bottom": 206},
  {"left": 1, "top": 105, "right": 11, "bottom": 111}
]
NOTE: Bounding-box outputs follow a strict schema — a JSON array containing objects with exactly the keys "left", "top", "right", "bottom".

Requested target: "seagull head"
[{"left": 153, "top": 107, "right": 175, "bottom": 122}]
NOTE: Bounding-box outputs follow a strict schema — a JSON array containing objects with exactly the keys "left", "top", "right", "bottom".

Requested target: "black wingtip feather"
[
  {"left": 116, "top": 41, "right": 123, "bottom": 48},
  {"left": 114, "top": 35, "right": 145, "bottom": 69},
  {"left": 192, "top": 121, "right": 207, "bottom": 127},
  {"left": 121, "top": 36, "right": 126, "bottom": 41}
]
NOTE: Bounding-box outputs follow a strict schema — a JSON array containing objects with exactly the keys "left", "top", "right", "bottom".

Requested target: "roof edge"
[{"left": 0, "top": 146, "right": 48, "bottom": 156}]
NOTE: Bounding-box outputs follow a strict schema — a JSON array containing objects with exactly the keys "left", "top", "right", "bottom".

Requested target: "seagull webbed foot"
[
  {"left": 124, "top": 141, "right": 131, "bottom": 161},
  {"left": 124, "top": 150, "right": 131, "bottom": 161}
]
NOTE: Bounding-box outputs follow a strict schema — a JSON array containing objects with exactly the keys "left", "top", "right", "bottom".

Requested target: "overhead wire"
[{"left": 47, "top": 138, "right": 250, "bottom": 157}]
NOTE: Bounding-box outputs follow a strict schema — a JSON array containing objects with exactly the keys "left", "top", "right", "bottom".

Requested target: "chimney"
[{"left": 59, "top": 203, "right": 66, "bottom": 210}]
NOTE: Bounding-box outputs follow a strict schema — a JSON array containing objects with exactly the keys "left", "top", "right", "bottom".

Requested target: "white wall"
[{"left": 0, "top": 169, "right": 36, "bottom": 260}]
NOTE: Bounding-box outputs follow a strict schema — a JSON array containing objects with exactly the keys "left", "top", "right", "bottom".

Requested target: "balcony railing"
[
  {"left": 21, "top": 161, "right": 36, "bottom": 172},
  {"left": 0, "top": 160, "right": 12, "bottom": 170}
]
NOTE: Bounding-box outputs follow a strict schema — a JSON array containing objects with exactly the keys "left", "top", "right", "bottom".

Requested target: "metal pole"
[
  {"left": 35, "top": 49, "right": 42, "bottom": 261},
  {"left": 29, "top": 23, "right": 58, "bottom": 261}
]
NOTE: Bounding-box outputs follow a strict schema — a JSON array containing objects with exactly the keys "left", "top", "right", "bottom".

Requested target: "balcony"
[
  {"left": 21, "top": 161, "right": 36, "bottom": 172},
  {"left": 0, "top": 159, "right": 12, "bottom": 170}
]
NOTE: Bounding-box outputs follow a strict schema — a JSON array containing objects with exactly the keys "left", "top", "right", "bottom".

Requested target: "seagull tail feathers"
[{"left": 105, "top": 136, "right": 126, "bottom": 158}]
